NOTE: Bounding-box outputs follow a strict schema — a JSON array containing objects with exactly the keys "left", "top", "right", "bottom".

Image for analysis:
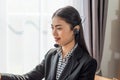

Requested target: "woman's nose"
[{"left": 52, "top": 29, "right": 57, "bottom": 36}]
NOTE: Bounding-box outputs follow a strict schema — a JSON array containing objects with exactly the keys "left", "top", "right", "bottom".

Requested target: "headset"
[{"left": 74, "top": 29, "right": 79, "bottom": 35}]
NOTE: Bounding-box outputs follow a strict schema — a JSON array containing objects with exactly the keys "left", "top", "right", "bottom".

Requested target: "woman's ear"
[
  {"left": 73, "top": 25, "right": 80, "bottom": 30},
  {"left": 73, "top": 25, "right": 80, "bottom": 35}
]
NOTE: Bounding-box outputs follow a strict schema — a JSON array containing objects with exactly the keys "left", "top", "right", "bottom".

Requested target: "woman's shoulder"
[
  {"left": 79, "top": 48, "right": 97, "bottom": 65},
  {"left": 45, "top": 48, "right": 59, "bottom": 57},
  {"left": 83, "top": 51, "right": 97, "bottom": 67}
]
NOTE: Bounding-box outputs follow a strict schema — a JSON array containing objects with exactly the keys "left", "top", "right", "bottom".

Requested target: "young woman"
[{"left": 0, "top": 6, "right": 97, "bottom": 80}]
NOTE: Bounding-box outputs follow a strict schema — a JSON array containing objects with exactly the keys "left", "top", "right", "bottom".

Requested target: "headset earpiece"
[{"left": 74, "top": 29, "right": 79, "bottom": 35}]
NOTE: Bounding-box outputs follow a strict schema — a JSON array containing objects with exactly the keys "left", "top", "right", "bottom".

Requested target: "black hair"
[{"left": 52, "top": 6, "right": 88, "bottom": 52}]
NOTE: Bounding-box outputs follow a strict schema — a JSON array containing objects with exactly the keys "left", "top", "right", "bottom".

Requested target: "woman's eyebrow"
[{"left": 51, "top": 24, "right": 62, "bottom": 27}]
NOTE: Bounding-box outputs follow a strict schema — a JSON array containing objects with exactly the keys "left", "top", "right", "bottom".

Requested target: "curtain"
[{"left": 83, "top": 0, "right": 108, "bottom": 75}]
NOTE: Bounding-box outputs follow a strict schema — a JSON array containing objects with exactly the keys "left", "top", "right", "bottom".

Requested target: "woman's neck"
[{"left": 61, "top": 40, "right": 75, "bottom": 58}]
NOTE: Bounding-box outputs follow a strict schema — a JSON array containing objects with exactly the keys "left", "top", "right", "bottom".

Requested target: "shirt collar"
[{"left": 57, "top": 43, "right": 78, "bottom": 58}]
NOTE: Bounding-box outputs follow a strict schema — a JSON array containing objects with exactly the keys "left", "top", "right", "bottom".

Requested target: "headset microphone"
[{"left": 54, "top": 44, "right": 60, "bottom": 48}]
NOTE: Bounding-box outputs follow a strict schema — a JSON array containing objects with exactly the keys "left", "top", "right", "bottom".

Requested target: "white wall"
[
  {"left": 0, "top": 0, "right": 7, "bottom": 72},
  {"left": 101, "top": 0, "right": 120, "bottom": 78}
]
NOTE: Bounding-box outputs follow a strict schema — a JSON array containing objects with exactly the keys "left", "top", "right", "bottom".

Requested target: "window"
[{"left": 0, "top": 0, "right": 84, "bottom": 74}]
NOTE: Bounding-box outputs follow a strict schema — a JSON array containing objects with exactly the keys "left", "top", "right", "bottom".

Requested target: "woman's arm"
[
  {"left": 0, "top": 48, "right": 55, "bottom": 80},
  {"left": 1, "top": 60, "right": 45, "bottom": 80}
]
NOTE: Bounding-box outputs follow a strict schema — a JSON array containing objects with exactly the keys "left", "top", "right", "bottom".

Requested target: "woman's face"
[{"left": 51, "top": 16, "right": 75, "bottom": 46}]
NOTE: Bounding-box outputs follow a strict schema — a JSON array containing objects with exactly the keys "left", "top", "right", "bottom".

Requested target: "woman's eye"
[{"left": 57, "top": 27, "right": 62, "bottom": 30}]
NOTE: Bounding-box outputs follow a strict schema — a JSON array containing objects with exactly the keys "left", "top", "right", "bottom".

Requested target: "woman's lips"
[{"left": 55, "top": 37, "right": 60, "bottom": 42}]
